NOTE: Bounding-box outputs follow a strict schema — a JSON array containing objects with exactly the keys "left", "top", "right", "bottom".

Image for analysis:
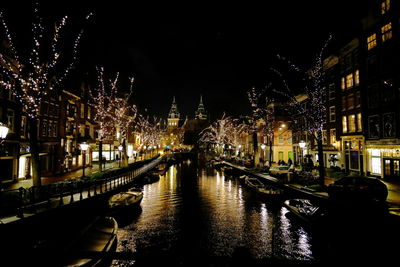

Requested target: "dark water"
[{"left": 111, "top": 160, "right": 326, "bottom": 266}]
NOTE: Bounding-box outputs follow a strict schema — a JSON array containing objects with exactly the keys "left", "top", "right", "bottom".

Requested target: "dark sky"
[{"left": 1, "top": 1, "right": 366, "bottom": 120}]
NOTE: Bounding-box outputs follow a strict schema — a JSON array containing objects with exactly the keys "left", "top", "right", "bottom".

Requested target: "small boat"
[
  {"left": 63, "top": 216, "right": 118, "bottom": 267},
  {"left": 223, "top": 166, "right": 240, "bottom": 177},
  {"left": 284, "top": 199, "right": 326, "bottom": 224},
  {"left": 244, "top": 177, "right": 265, "bottom": 190},
  {"left": 257, "top": 186, "right": 285, "bottom": 198},
  {"left": 108, "top": 188, "right": 143, "bottom": 210}
]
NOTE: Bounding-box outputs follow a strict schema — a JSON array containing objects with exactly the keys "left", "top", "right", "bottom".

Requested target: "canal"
[{"left": 111, "top": 160, "right": 327, "bottom": 266}]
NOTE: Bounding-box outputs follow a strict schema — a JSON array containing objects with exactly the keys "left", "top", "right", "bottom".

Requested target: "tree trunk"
[
  {"left": 28, "top": 118, "right": 41, "bottom": 186},
  {"left": 122, "top": 139, "right": 128, "bottom": 166},
  {"left": 317, "top": 131, "right": 325, "bottom": 187},
  {"left": 269, "top": 139, "right": 273, "bottom": 167},
  {"left": 99, "top": 139, "right": 103, "bottom": 172}
]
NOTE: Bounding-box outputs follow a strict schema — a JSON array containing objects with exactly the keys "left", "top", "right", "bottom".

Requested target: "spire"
[
  {"left": 195, "top": 95, "right": 207, "bottom": 120},
  {"left": 168, "top": 96, "right": 180, "bottom": 119}
]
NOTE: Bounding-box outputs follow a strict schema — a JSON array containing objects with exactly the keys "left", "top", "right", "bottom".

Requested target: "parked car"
[{"left": 327, "top": 176, "right": 388, "bottom": 202}]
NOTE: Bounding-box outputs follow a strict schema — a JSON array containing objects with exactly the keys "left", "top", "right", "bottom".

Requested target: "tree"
[
  {"left": 271, "top": 36, "right": 332, "bottom": 186},
  {"left": 247, "top": 86, "right": 275, "bottom": 166},
  {"left": 0, "top": 5, "right": 90, "bottom": 186}
]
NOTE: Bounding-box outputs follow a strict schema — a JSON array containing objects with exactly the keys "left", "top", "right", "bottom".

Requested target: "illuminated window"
[
  {"left": 367, "top": 34, "right": 377, "bottom": 50},
  {"left": 330, "top": 128, "right": 336, "bottom": 144},
  {"left": 357, "top": 113, "right": 362, "bottom": 132},
  {"left": 381, "top": 23, "right": 392, "bottom": 42},
  {"left": 329, "top": 106, "right": 336, "bottom": 122},
  {"left": 354, "top": 70, "right": 360, "bottom": 86},
  {"left": 370, "top": 149, "right": 381, "bottom": 175},
  {"left": 349, "top": 114, "right": 356, "bottom": 133},
  {"left": 346, "top": 73, "right": 354, "bottom": 89},
  {"left": 381, "top": 0, "right": 390, "bottom": 14},
  {"left": 80, "top": 104, "right": 85, "bottom": 119},
  {"left": 342, "top": 116, "right": 347, "bottom": 133},
  {"left": 341, "top": 77, "right": 345, "bottom": 90}
]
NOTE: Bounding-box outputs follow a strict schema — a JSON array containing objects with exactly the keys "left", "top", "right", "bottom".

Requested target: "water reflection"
[{"left": 112, "top": 160, "right": 315, "bottom": 266}]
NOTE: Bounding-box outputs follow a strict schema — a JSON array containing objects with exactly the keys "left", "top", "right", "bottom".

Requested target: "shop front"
[
  {"left": 366, "top": 140, "right": 400, "bottom": 180},
  {"left": 342, "top": 136, "right": 365, "bottom": 175}
]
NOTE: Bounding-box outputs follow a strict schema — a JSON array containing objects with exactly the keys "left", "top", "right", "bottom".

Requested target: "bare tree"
[{"left": 0, "top": 5, "right": 90, "bottom": 185}]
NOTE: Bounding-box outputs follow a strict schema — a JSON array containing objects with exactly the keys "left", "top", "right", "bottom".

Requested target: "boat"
[
  {"left": 63, "top": 216, "right": 118, "bottom": 267},
  {"left": 244, "top": 177, "right": 265, "bottom": 190},
  {"left": 284, "top": 199, "right": 326, "bottom": 224},
  {"left": 257, "top": 186, "right": 285, "bottom": 199},
  {"left": 108, "top": 188, "right": 144, "bottom": 211},
  {"left": 223, "top": 166, "right": 240, "bottom": 177}
]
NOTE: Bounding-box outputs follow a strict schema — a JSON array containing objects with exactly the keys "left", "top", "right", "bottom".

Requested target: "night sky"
[{"left": 1, "top": 1, "right": 366, "bottom": 120}]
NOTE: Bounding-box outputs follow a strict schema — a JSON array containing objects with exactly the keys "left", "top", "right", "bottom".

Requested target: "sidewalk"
[{"left": 4, "top": 161, "right": 123, "bottom": 191}]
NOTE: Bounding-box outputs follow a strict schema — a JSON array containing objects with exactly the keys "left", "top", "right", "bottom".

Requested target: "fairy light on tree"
[
  {"left": 199, "top": 113, "right": 239, "bottom": 155},
  {"left": 247, "top": 85, "right": 276, "bottom": 166},
  {"left": 0, "top": 4, "right": 90, "bottom": 186},
  {"left": 271, "top": 36, "right": 332, "bottom": 186}
]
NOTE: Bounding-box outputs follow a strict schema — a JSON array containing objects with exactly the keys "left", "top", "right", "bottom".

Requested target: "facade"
[{"left": 362, "top": 0, "right": 400, "bottom": 180}]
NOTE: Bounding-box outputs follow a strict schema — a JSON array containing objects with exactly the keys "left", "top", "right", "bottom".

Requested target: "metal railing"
[{"left": 0, "top": 157, "right": 162, "bottom": 220}]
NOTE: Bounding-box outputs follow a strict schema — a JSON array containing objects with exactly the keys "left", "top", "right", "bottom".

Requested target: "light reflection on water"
[{"left": 112, "top": 160, "right": 315, "bottom": 266}]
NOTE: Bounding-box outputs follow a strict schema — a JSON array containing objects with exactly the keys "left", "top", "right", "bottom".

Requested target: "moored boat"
[
  {"left": 108, "top": 188, "right": 144, "bottom": 210},
  {"left": 63, "top": 216, "right": 118, "bottom": 267},
  {"left": 244, "top": 177, "right": 265, "bottom": 190},
  {"left": 284, "top": 198, "right": 326, "bottom": 224}
]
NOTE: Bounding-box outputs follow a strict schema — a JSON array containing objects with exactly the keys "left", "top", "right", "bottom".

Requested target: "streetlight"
[
  {"left": 261, "top": 144, "right": 266, "bottom": 165},
  {"left": 299, "top": 140, "right": 306, "bottom": 165},
  {"left": 118, "top": 145, "right": 123, "bottom": 167},
  {"left": 0, "top": 122, "right": 9, "bottom": 156},
  {"left": 80, "top": 142, "right": 89, "bottom": 178},
  {"left": 0, "top": 122, "right": 9, "bottom": 140}
]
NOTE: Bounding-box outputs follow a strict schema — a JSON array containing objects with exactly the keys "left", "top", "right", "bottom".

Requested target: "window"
[
  {"left": 7, "top": 109, "right": 15, "bottom": 133},
  {"left": 328, "top": 83, "right": 335, "bottom": 99},
  {"left": 21, "top": 116, "right": 27, "bottom": 138},
  {"left": 329, "top": 106, "right": 336, "bottom": 122},
  {"left": 342, "top": 96, "right": 346, "bottom": 111},
  {"left": 322, "top": 130, "right": 328, "bottom": 145},
  {"left": 80, "top": 104, "right": 85, "bottom": 119},
  {"left": 88, "top": 107, "right": 91, "bottom": 119},
  {"left": 381, "top": 23, "right": 392, "bottom": 42},
  {"left": 349, "top": 115, "right": 356, "bottom": 133},
  {"left": 354, "top": 70, "right": 360, "bottom": 86},
  {"left": 342, "top": 116, "right": 348, "bottom": 133},
  {"left": 355, "top": 91, "right": 361, "bottom": 108},
  {"left": 330, "top": 128, "right": 336, "bottom": 145},
  {"left": 278, "top": 135, "right": 284, "bottom": 144},
  {"left": 368, "top": 115, "right": 380, "bottom": 139},
  {"left": 357, "top": 113, "right": 362, "bottom": 132},
  {"left": 346, "top": 73, "right": 354, "bottom": 89},
  {"left": 367, "top": 34, "right": 377, "bottom": 50},
  {"left": 42, "top": 120, "right": 47, "bottom": 137},
  {"left": 341, "top": 77, "right": 345, "bottom": 90},
  {"left": 347, "top": 94, "right": 354, "bottom": 110},
  {"left": 381, "top": 0, "right": 390, "bottom": 14}
]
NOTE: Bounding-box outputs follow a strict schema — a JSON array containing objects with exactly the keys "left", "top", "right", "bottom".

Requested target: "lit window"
[
  {"left": 81, "top": 104, "right": 85, "bottom": 119},
  {"left": 349, "top": 114, "right": 356, "bottom": 133},
  {"left": 381, "top": 0, "right": 390, "bottom": 14},
  {"left": 354, "top": 70, "right": 360, "bottom": 86},
  {"left": 381, "top": 23, "right": 392, "bottom": 42},
  {"left": 346, "top": 73, "right": 354, "bottom": 89},
  {"left": 367, "top": 34, "right": 377, "bottom": 50},
  {"left": 357, "top": 113, "right": 362, "bottom": 132},
  {"left": 342, "top": 116, "right": 348, "bottom": 133},
  {"left": 330, "top": 128, "right": 336, "bottom": 145},
  {"left": 328, "top": 83, "right": 335, "bottom": 99},
  {"left": 341, "top": 77, "right": 345, "bottom": 90},
  {"left": 7, "top": 109, "right": 15, "bottom": 133},
  {"left": 329, "top": 106, "right": 336, "bottom": 122}
]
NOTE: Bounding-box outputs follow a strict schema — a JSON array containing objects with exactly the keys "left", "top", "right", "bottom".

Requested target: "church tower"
[
  {"left": 168, "top": 96, "right": 181, "bottom": 128},
  {"left": 195, "top": 95, "right": 207, "bottom": 120}
]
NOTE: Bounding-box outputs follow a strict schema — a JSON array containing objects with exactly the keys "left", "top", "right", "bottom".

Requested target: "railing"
[{"left": 0, "top": 157, "right": 162, "bottom": 220}]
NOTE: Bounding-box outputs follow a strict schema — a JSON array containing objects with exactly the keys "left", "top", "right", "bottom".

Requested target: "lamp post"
[
  {"left": 299, "top": 140, "right": 306, "bottom": 165},
  {"left": 260, "top": 144, "right": 266, "bottom": 165},
  {"left": 80, "top": 142, "right": 89, "bottom": 178},
  {"left": 118, "top": 145, "right": 123, "bottom": 167}
]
